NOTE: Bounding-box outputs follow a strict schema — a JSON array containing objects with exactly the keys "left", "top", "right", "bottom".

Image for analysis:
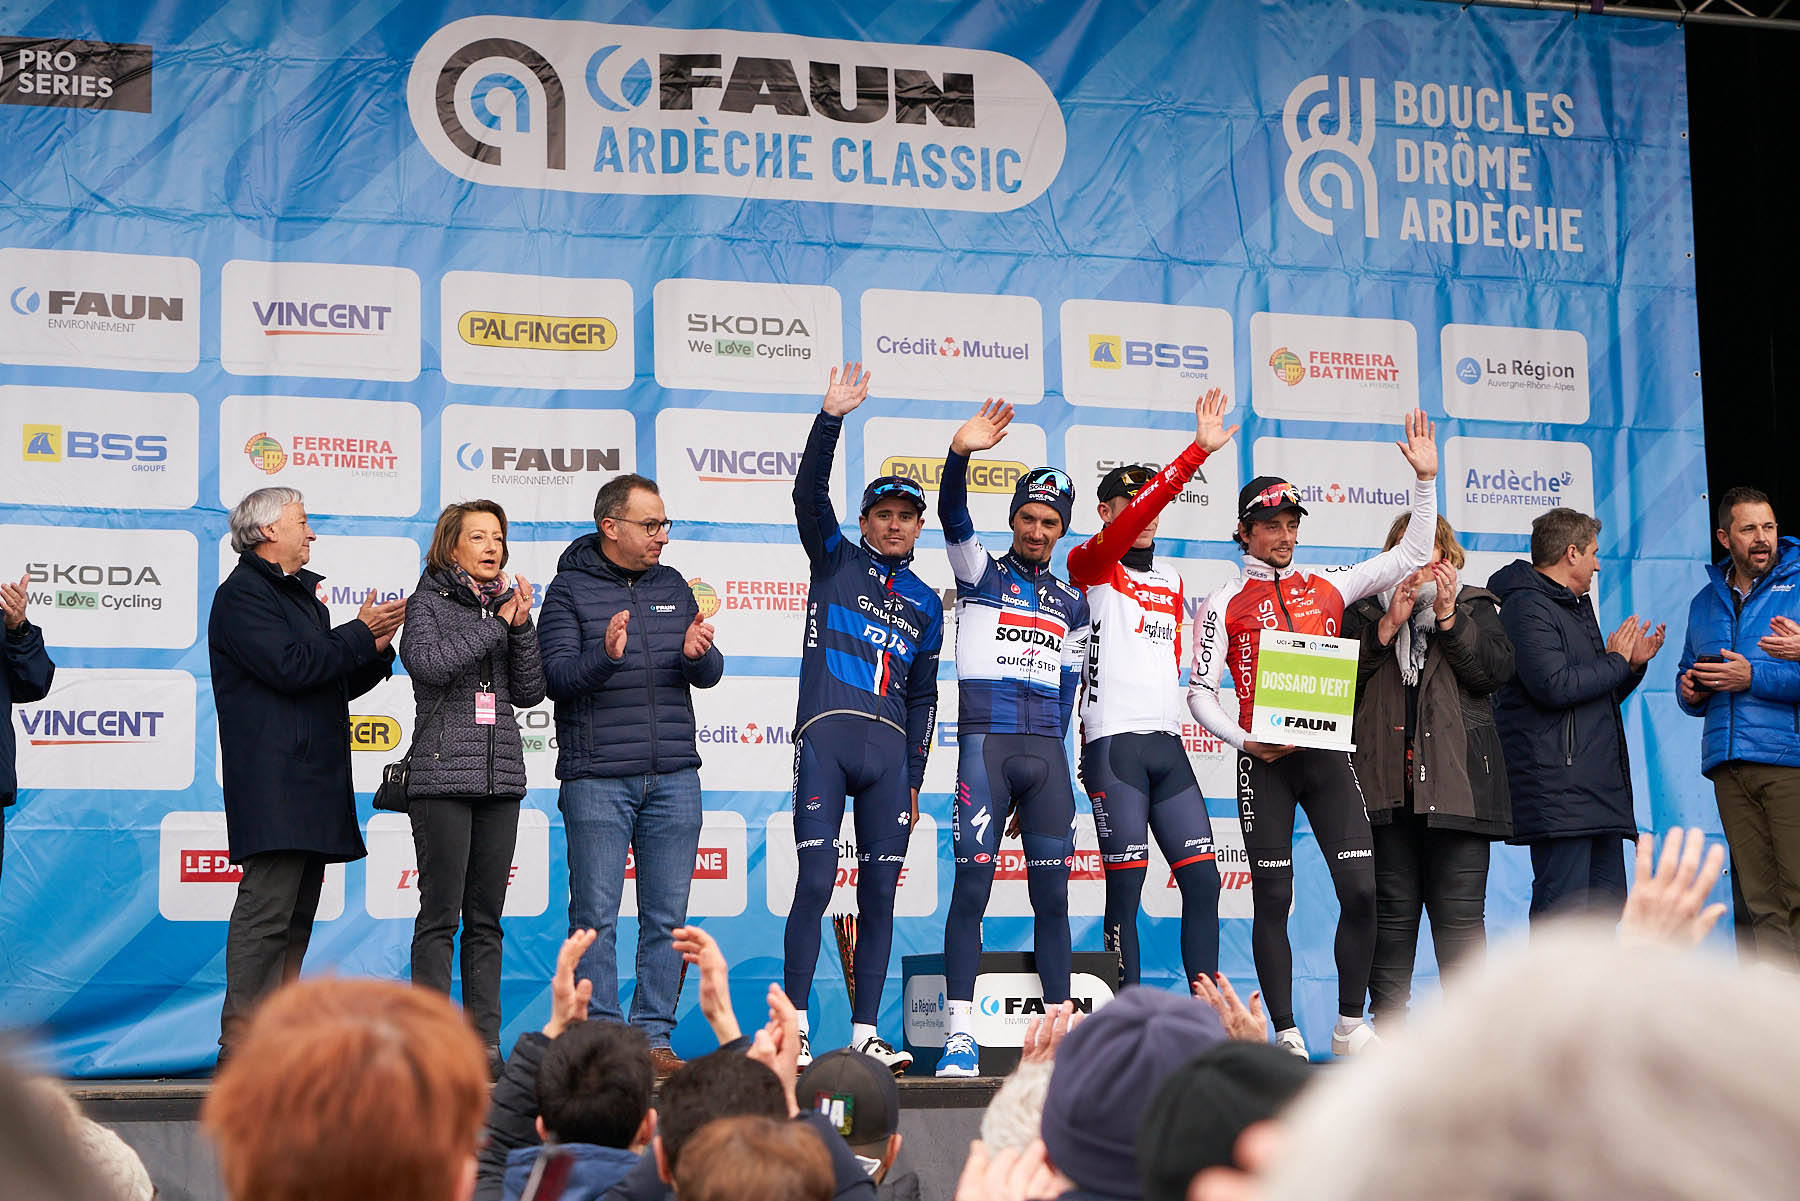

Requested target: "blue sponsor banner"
[{"left": 0, "top": 0, "right": 1707, "bottom": 1074}]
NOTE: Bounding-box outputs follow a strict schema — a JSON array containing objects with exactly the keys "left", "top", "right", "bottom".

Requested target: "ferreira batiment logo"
[
  {"left": 1281, "top": 75, "right": 1379, "bottom": 239},
  {"left": 407, "top": 17, "right": 1065, "bottom": 211}
]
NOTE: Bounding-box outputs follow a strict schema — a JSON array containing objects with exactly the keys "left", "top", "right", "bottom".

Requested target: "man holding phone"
[{"left": 1677, "top": 486, "right": 1800, "bottom": 963}]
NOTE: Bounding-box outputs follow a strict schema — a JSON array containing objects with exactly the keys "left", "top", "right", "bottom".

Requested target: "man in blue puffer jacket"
[
  {"left": 1676, "top": 486, "right": 1800, "bottom": 963},
  {"left": 540, "top": 473, "right": 725, "bottom": 1075}
]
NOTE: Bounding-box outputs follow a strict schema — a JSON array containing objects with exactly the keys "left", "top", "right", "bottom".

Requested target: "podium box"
[{"left": 899, "top": 951, "right": 1120, "bottom": 1076}]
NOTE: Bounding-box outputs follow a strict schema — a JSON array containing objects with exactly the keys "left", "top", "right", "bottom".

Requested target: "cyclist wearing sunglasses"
[
  {"left": 1063, "top": 389, "right": 1237, "bottom": 1000},
  {"left": 1187, "top": 409, "right": 1439, "bottom": 1060},
  {"left": 783, "top": 362, "right": 944, "bottom": 1074},
  {"left": 932, "top": 399, "right": 1090, "bottom": 1078}
]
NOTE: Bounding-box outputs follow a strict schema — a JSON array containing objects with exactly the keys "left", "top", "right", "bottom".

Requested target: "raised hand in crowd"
[
  {"left": 952, "top": 398, "right": 1015, "bottom": 455},
  {"left": 1018, "top": 1000, "right": 1081, "bottom": 1066},
  {"left": 1, "top": 571, "right": 27, "bottom": 629},
  {"left": 1395, "top": 408, "right": 1438, "bottom": 481},
  {"left": 1192, "top": 973, "right": 1268, "bottom": 1044},
  {"left": 954, "top": 1139, "right": 1060, "bottom": 1201},
  {"left": 605, "top": 609, "right": 631, "bottom": 659},
  {"left": 683, "top": 610, "right": 716, "bottom": 661},
  {"left": 356, "top": 588, "right": 406, "bottom": 650},
  {"left": 821, "top": 360, "right": 872, "bottom": 417},
  {"left": 1430, "top": 559, "right": 1459, "bottom": 623},
  {"left": 543, "top": 928, "right": 597, "bottom": 1039},
  {"left": 1195, "top": 387, "right": 1239, "bottom": 454},
  {"left": 1376, "top": 576, "right": 1419, "bottom": 646},
  {"left": 1689, "top": 647, "right": 1753, "bottom": 692},
  {"left": 1759, "top": 614, "right": 1800, "bottom": 661},
  {"left": 745, "top": 984, "right": 802, "bottom": 1114},
  {"left": 673, "top": 924, "right": 740, "bottom": 1044},
  {"left": 497, "top": 573, "right": 533, "bottom": 628},
  {"left": 1620, "top": 827, "right": 1728, "bottom": 948}
]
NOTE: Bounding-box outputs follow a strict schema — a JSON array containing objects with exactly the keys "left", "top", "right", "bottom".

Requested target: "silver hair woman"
[{"left": 227, "top": 486, "right": 305, "bottom": 554}]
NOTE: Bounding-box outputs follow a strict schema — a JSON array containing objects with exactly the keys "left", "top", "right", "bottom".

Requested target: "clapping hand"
[
  {"left": 543, "top": 928, "right": 598, "bottom": 1038},
  {"left": 1195, "top": 388, "right": 1239, "bottom": 454},
  {"left": 1620, "top": 827, "right": 1728, "bottom": 948},
  {"left": 1396, "top": 409, "right": 1438, "bottom": 481},
  {"left": 683, "top": 611, "right": 716, "bottom": 660},
  {"left": 822, "top": 361, "right": 872, "bottom": 417},
  {"left": 357, "top": 589, "right": 406, "bottom": 651},
  {"left": 951, "top": 398, "right": 1014, "bottom": 456},
  {"left": 1430, "top": 560, "right": 1459, "bottom": 623},
  {"left": 1, "top": 572, "right": 27, "bottom": 630},
  {"left": 1019, "top": 1000, "right": 1081, "bottom": 1065},
  {"left": 745, "top": 984, "right": 802, "bottom": 1115},
  {"left": 1378, "top": 576, "right": 1419, "bottom": 645},
  {"left": 1760, "top": 615, "right": 1800, "bottom": 661},
  {"left": 673, "top": 925, "right": 740, "bottom": 1043},
  {"left": 605, "top": 610, "right": 630, "bottom": 659},
  {"left": 498, "top": 573, "right": 534, "bottom": 628},
  {"left": 1192, "top": 973, "right": 1268, "bottom": 1043}
]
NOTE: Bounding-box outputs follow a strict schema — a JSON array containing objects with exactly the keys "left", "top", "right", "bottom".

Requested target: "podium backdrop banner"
[{"left": 0, "top": 0, "right": 1710, "bottom": 1074}]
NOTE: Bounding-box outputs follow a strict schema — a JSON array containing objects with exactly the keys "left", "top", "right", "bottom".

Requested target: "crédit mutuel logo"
[{"left": 406, "top": 17, "right": 1064, "bottom": 212}]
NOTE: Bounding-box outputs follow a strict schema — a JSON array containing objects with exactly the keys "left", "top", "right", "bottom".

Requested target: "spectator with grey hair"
[
  {"left": 1487, "top": 507, "right": 1664, "bottom": 921},
  {"left": 539, "top": 473, "right": 722, "bottom": 1077},
  {"left": 209, "top": 486, "right": 406, "bottom": 1057}
]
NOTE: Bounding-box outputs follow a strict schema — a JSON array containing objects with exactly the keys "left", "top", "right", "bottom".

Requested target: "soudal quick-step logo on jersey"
[
  {"left": 407, "top": 17, "right": 1063, "bottom": 211},
  {"left": 0, "top": 248, "right": 199, "bottom": 372},
  {"left": 221, "top": 260, "right": 421, "bottom": 382}
]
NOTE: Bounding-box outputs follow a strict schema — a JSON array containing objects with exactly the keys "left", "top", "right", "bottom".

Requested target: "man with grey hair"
[
  {"left": 1487, "top": 507, "right": 1664, "bottom": 921},
  {"left": 209, "top": 486, "right": 406, "bottom": 1056},
  {"left": 539, "top": 472, "right": 722, "bottom": 1076}
]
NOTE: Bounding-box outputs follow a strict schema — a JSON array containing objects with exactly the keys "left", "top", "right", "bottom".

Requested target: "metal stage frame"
[{"left": 1418, "top": 0, "right": 1800, "bottom": 31}]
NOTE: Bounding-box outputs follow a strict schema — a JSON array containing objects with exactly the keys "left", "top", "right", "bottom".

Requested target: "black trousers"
[
  {"left": 1368, "top": 809, "right": 1490, "bottom": 1021},
  {"left": 410, "top": 795, "right": 520, "bottom": 1046},
  {"left": 220, "top": 850, "right": 328, "bottom": 1051},
  {"left": 1528, "top": 834, "right": 1628, "bottom": 924}
]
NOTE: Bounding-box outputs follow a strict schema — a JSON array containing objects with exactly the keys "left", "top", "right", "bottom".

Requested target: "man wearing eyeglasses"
[
  {"left": 930, "top": 398, "right": 1090, "bottom": 1078},
  {"left": 539, "top": 472, "right": 724, "bottom": 1076},
  {"left": 784, "top": 362, "right": 944, "bottom": 1074}
]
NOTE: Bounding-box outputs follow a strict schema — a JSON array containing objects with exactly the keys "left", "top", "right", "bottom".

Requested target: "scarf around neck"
[
  {"left": 450, "top": 563, "right": 509, "bottom": 606},
  {"left": 1379, "top": 579, "right": 1439, "bottom": 687}
]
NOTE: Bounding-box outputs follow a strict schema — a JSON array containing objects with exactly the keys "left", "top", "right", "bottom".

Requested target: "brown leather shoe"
[{"left": 648, "top": 1047, "right": 686, "bottom": 1079}]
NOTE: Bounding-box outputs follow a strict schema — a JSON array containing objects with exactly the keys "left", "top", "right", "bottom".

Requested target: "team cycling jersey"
[
  {"left": 1066, "top": 442, "right": 1211, "bottom": 741},
  {"left": 1186, "top": 478, "right": 1437, "bottom": 748},
  {"left": 793, "top": 411, "right": 944, "bottom": 788},
  {"left": 940, "top": 451, "right": 1089, "bottom": 737}
]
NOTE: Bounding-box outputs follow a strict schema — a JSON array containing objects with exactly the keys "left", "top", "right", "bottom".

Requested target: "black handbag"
[{"left": 372, "top": 688, "right": 451, "bottom": 814}]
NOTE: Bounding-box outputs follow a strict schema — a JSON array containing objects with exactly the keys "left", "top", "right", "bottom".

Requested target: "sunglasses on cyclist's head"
[{"left": 1021, "top": 467, "right": 1074, "bottom": 497}]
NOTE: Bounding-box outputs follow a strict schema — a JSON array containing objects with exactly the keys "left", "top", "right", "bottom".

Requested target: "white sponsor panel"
[
  {"left": 1144, "top": 815, "right": 1252, "bottom": 920},
  {"left": 347, "top": 675, "right": 415, "bottom": 794},
  {"left": 986, "top": 814, "right": 1104, "bottom": 918},
  {"left": 218, "top": 394, "right": 421, "bottom": 518},
  {"left": 3, "top": 525, "right": 196, "bottom": 649},
  {"left": 861, "top": 289, "right": 1045, "bottom": 404},
  {"left": 1252, "top": 437, "right": 1418, "bottom": 549},
  {"left": 690, "top": 675, "right": 799, "bottom": 792},
  {"left": 0, "top": 248, "right": 200, "bottom": 372},
  {"left": 517, "top": 699, "right": 560, "bottom": 791},
  {"left": 1441, "top": 323, "right": 1589, "bottom": 425},
  {"left": 922, "top": 684, "right": 961, "bottom": 796},
  {"left": 764, "top": 812, "right": 940, "bottom": 918},
  {"left": 622, "top": 811, "right": 748, "bottom": 918},
  {"left": 1059, "top": 299, "right": 1236, "bottom": 411},
  {"left": 365, "top": 809, "right": 550, "bottom": 919},
  {"left": 1446, "top": 436, "right": 1595, "bottom": 536},
  {"left": 665, "top": 539, "right": 812, "bottom": 652},
  {"left": 441, "top": 404, "right": 636, "bottom": 522},
  {"left": 655, "top": 408, "right": 842, "bottom": 527},
  {"left": 945, "top": 971, "right": 1113, "bottom": 1047},
  {"left": 441, "top": 271, "right": 635, "bottom": 390},
  {"left": 1249, "top": 312, "right": 1418, "bottom": 422},
  {"left": 219, "top": 534, "right": 419, "bottom": 628},
  {"left": 862, "top": 417, "right": 1047, "bottom": 533},
  {"left": 0, "top": 386, "right": 198, "bottom": 510},
  {"left": 220, "top": 259, "right": 421, "bottom": 381},
  {"left": 654, "top": 279, "right": 842, "bottom": 394},
  {"left": 13, "top": 668, "right": 195, "bottom": 790},
  {"left": 407, "top": 17, "right": 1065, "bottom": 213},
  {"left": 503, "top": 540, "right": 570, "bottom": 593},
  {"left": 1176, "top": 719, "right": 1239, "bottom": 799},
  {"left": 1065, "top": 426, "right": 1240, "bottom": 539},
  {"left": 903, "top": 974, "right": 949, "bottom": 1045},
  {"left": 158, "top": 811, "right": 345, "bottom": 922}
]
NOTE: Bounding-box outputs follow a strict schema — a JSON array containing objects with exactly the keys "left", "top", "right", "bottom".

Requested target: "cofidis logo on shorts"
[{"left": 407, "top": 17, "right": 1064, "bottom": 211}]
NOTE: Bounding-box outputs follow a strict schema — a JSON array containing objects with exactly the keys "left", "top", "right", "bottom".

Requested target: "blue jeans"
[{"left": 559, "top": 769, "right": 701, "bottom": 1046}]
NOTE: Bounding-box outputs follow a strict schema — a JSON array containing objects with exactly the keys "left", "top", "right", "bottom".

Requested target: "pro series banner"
[{"left": 0, "top": 0, "right": 1709, "bottom": 1075}]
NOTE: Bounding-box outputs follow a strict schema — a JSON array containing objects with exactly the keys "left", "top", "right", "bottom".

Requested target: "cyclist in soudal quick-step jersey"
[
  {"left": 1064, "top": 389, "right": 1239, "bottom": 994},
  {"left": 934, "top": 398, "right": 1090, "bottom": 1079},
  {"left": 784, "top": 362, "right": 944, "bottom": 1075},
  {"left": 1187, "top": 409, "right": 1440, "bottom": 1061}
]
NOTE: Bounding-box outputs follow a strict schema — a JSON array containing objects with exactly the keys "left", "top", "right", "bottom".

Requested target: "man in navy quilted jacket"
[
  {"left": 1677, "top": 486, "right": 1800, "bottom": 963},
  {"left": 540, "top": 473, "right": 724, "bottom": 1077}
]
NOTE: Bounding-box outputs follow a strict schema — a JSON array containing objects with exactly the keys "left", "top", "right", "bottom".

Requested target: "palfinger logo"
[
  {"left": 456, "top": 310, "right": 617, "bottom": 351},
  {"left": 408, "top": 17, "right": 1065, "bottom": 212}
]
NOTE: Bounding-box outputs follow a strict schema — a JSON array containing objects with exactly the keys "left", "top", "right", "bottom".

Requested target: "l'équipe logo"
[
  {"left": 440, "top": 271, "right": 634, "bottom": 389},
  {"left": 653, "top": 278, "right": 842, "bottom": 394},
  {"left": 407, "top": 17, "right": 1063, "bottom": 211},
  {"left": 1280, "top": 74, "right": 1586, "bottom": 252},
  {"left": 1445, "top": 435, "right": 1594, "bottom": 535},
  {"left": 365, "top": 810, "right": 550, "bottom": 919}
]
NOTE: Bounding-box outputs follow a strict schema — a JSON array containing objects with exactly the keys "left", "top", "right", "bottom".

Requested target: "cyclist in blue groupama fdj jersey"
[
  {"left": 784, "top": 362, "right": 944, "bottom": 1074},
  {"left": 933, "top": 398, "right": 1089, "bottom": 1078}
]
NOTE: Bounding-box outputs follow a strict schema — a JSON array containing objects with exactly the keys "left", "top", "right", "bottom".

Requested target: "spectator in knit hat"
[{"left": 1136, "top": 1042, "right": 1312, "bottom": 1201}]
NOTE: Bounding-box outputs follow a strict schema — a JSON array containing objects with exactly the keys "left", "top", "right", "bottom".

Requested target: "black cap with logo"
[
  {"left": 1097, "top": 463, "right": 1158, "bottom": 503},
  {"left": 796, "top": 1048, "right": 899, "bottom": 1155},
  {"left": 1237, "top": 475, "right": 1308, "bottom": 523}
]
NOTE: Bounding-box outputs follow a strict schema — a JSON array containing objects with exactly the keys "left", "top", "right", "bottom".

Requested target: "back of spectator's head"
[
  {"left": 0, "top": 1055, "right": 118, "bottom": 1201},
  {"left": 653, "top": 1048, "right": 787, "bottom": 1182},
  {"left": 979, "top": 1059, "right": 1054, "bottom": 1152},
  {"left": 535, "top": 1020, "right": 654, "bottom": 1148},
  {"left": 1262, "top": 925, "right": 1800, "bottom": 1201},
  {"left": 1136, "top": 1041, "right": 1312, "bottom": 1201},
  {"left": 203, "top": 977, "right": 488, "bottom": 1201},
  {"left": 1040, "top": 986, "right": 1227, "bottom": 1199},
  {"left": 674, "top": 1115, "right": 833, "bottom": 1201},
  {"left": 797, "top": 1048, "right": 901, "bottom": 1177}
]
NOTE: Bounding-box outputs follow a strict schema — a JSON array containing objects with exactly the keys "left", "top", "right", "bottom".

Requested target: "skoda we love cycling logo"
[{"left": 407, "top": 17, "right": 1065, "bottom": 211}]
